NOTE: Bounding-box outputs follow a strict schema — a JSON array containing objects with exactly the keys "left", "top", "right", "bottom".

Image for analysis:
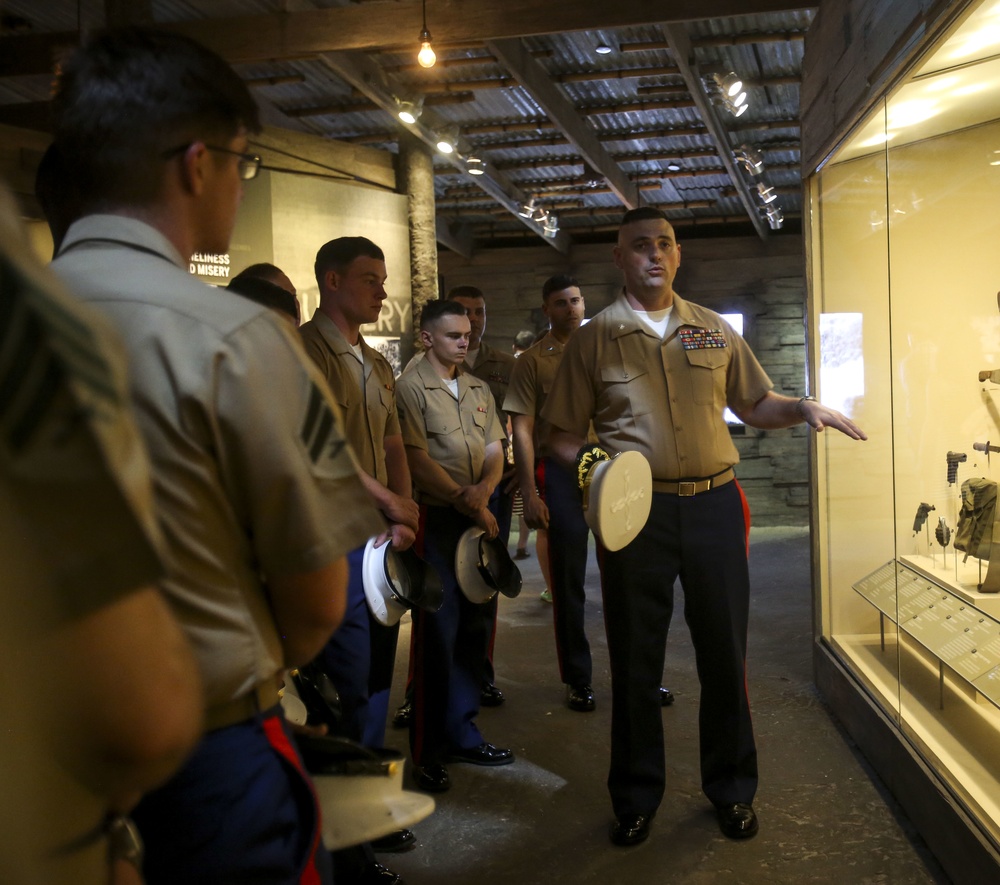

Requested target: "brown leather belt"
[
  {"left": 652, "top": 467, "right": 735, "bottom": 497},
  {"left": 205, "top": 680, "right": 281, "bottom": 732}
]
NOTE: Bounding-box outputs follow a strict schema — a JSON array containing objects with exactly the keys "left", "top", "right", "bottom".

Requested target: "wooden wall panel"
[{"left": 800, "top": 0, "right": 966, "bottom": 173}]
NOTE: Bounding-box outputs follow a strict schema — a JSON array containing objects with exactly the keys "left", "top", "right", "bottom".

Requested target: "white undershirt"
[
  {"left": 633, "top": 305, "right": 673, "bottom": 337},
  {"left": 445, "top": 377, "right": 460, "bottom": 399},
  {"left": 349, "top": 342, "right": 363, "bottom": 363}
]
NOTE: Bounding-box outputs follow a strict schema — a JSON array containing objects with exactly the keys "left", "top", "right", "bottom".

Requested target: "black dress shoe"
[
  {"left": 359, "top": 862, "right": 404, "bottom": 885},
  {"left": 659, "top": 686, "right": 675, "bottom": 707},
  {"left": 480, "top": 683, "right": 506, "bottom": 707},
  {"left": 567, "top": 684, "right": 596, "bottom": 712},
  {"left": 370, "top": 829, "right": 417, "bottom": 853},
  {"left": 412, "top": 763, "right": 450, "bottom": 792},
  {"left": 716, "top": 802, "right": 759, "bottom": 839},
  {"left": 392, "top": 697, "right": 412, "bottom": 729},
  {"left": 446, "top": 742, "right": 514, "bottom": 766},
  {"left": 609, "top": 813, "right": 653, "bottom": 847}
]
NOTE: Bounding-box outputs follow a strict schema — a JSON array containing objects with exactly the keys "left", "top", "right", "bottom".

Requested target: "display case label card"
[{"left": 972, "top": 666, "right": 1000, "bottom": 707}]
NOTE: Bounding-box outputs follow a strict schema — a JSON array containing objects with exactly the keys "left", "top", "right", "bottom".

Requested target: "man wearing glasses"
[{"left": 50, "top": 29, "right": 382, "bottom": 885}]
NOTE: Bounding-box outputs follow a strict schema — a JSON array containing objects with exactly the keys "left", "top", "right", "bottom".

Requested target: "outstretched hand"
[{"left": 800, "top": 400, "right": 867, "bottom": 440}]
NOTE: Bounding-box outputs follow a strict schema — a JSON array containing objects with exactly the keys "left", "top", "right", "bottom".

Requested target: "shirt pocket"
[
  {"left": 427, "top": 412, "right": 463, "bottom": 439},
  {"left": 375, "top": 385, "right": 394, "bottom": 415},
  {"left": 598, "top": 360, "right": 654, "bottom": 420},
  {"left": 683, "top": 347, "right": 728, "bottom": 405}
]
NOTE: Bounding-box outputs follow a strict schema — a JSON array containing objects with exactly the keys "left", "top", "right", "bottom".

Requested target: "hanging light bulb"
[{"left": 417, "top": 0, "right": 436, "bottom": 68}]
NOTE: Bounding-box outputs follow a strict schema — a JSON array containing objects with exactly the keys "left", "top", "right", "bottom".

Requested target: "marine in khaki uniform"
[
  {"left": 50, "top": 29, "right": 383, "bottom": 884},
  {"left": 543, "top": 207, "right": 866, "bottom": 847},
  {"left": 446, "top": 286, "right": 516, "bottom": 707},
  {"left": 0, "top": 181, "right": 202, "bottom": 885},
  {"left": 299, "top": 236, "right": 419, "bottom": 877},
  {"left": 395, "top": 300, "right": 513, "bottom": 795},
  {"left": 504, "top": 275, "right": 603, "bottom": 711}
]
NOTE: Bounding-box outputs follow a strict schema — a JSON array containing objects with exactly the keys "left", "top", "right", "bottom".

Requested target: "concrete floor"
[{"left": 383, "top": 527, "right": 951, "bottom": 885}]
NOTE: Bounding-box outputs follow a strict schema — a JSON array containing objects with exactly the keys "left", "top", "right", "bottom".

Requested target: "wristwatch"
[
  {"left": 106, "top": 814, "right": 144, "bottom": 867},
  {"left": 796, "top": 395, "right": 817, "bottom": 418}
]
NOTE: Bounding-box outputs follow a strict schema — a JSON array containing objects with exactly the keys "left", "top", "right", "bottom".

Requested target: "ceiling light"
[
  {"left": 734, "top": 145, "right": 764, "bottom": 175},
  {"left": 396, "top": 98, "right": 422, "bottom": 124},
  {"left": 518, "top": 198, "right": 537, "bottom": 218},
  {"left": 756, "top": 183, "right": 777, "bottom": 204},
  {"left": 542, "top": 214, "right": 560, "bottom": 237},
  {"left": 716, "top": 72, "right": 744, "bottom": 97},
  {"left": 436, "top": 136, "right": 454, "bottom": 154},
  {"left": 733, "top": 91, "right": 747, "bottom": 108},
  {"left": 417, "top": 0, "right": 436, "bottom": 68},
  {"left": 466, "top": 156, "right": 485, "bottom": 175},
  {"left": 596, "top": 43, "right": 614, "bottom": 55},
  {"left": 666, "top": 163, "right": 682, "bottom": 172},
  {"left": 732, "top": 102, "right": 748, "bottom": 117},
  {"left": 765, "top": 205, "right": 784, "bottom": 230}
]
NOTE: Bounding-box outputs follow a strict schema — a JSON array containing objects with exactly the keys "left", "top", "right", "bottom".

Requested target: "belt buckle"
[{"left": 678, "top": 481, "right": 696, "bottom": 497}]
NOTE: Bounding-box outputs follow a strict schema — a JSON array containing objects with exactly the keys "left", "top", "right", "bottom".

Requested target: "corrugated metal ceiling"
[{"left": 0, "top": 0, "right": 815, "bottom": 249}]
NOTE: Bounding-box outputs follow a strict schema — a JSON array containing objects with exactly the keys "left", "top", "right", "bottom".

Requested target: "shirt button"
[{"left": 618, "top": 324, "right": 625, "bottom": 330}]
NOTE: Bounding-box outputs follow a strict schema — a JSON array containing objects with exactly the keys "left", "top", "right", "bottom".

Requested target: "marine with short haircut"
[
  {"left": 543, "top": 206, "right": 866, "bottom": 847},
  {"left": 50, "top": 28, "right": 382, "bottom": 884},
  {"left": 299, "top": 235, "right": 419, "bottom": 878},
  {"left": 395, "top": 299, "right": 514, "bottom": 794}
]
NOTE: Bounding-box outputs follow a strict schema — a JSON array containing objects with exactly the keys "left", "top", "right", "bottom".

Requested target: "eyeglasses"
[{"left": 163, "top": 143, "right": 262, "bottom": 180}]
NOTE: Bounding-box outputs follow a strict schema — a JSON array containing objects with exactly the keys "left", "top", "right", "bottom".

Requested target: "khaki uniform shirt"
[
  {"left": 543, "top": 292, "right": 772, "bottom": 479},
  {"left": 405, "top": 341, "right": 515, "bottom": 428},
  {"left": 503, "top": 331, "right": 565, "bottom": 458},
  {"left": 396, "top": 356, "right": 505, "bottom": 504},
  {"left": 1, "top": 192, "right": 166, "bottom": 885},
  {"left": 53, "top": 215, "right": 382, "bottom": 708},
  {"left": 467, "top": 340, "right": 516, "bottom": 428},
  {"left": 299, "top": 309, "right": 400, "bottom": 487}
]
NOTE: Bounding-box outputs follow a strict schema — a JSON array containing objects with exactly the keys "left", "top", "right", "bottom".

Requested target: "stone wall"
[{"left": 439, "top": 233, "right": 810, "bottom": 526}]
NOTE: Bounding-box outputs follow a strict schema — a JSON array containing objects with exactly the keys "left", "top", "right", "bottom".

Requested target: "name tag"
[{"left": 678, "top": 328, "right": 727, "bottom": 350}]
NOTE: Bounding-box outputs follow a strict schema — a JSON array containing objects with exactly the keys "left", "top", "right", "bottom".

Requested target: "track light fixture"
[
  {"left": 417, "top": 0, "right": 436, "bottom": 68},
  {"left": 715, "top": 72, "right": 743, "bottom": 97},
  {"left": 465, "top": 156, "right": 485, "bottom": 175},
  {"left": 517, "top": 197, "right": 537, "bottom": 218},
  {"left": 542, "top": 214, "right": 560, "bottom": 237},
  {"left": 765, "top": 205, "right": 784, "bottom": 230},
  {"left": 707, "top": 71, "right": 750, "bottom": 117},
  {"left": 396, "top": 97, "right": 423, "bottom": 124},
  {"left": 756, "top": 183, "right": 777, "bottom": 204},
  {"left": 734, "top": 145, "right": 764, "bottom": 175}
]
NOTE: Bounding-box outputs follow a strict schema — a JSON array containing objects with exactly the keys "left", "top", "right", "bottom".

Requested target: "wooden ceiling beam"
[
  {"left": 487, "top": 37, "right": 638, "bottom": 209},
  {"left": 315, "top": 47, "right": 571, "bottom": 252},
  {"left": 0, "top": 0, "right": 818, "bottom": 77},
  {"left": 660, "top": 22, "right": 770, "bottom": 239}
]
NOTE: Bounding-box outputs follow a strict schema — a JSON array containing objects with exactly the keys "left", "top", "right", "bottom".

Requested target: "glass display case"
[{"left": 807, "top": 0, "right": 1000, "bottom": 856}]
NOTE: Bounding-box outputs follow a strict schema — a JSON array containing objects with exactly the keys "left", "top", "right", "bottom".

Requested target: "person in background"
[
  {"left": 299, "top": 236, "right": 420, "bottom": 883},
  {"left": 395, "top": 299, "right": 513, "bottom": 794},
  {"left": 50, "top": 28, "right": 382, "bottom": 883},
  {"left": 543, "top": 207, "right": 866, "bottom": 847},
  {"left": 229, "top": 261, "right": 300, "bottom": 323},
  {"left": 227, "top": 271, "right": 299, "bottom": 326}
]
